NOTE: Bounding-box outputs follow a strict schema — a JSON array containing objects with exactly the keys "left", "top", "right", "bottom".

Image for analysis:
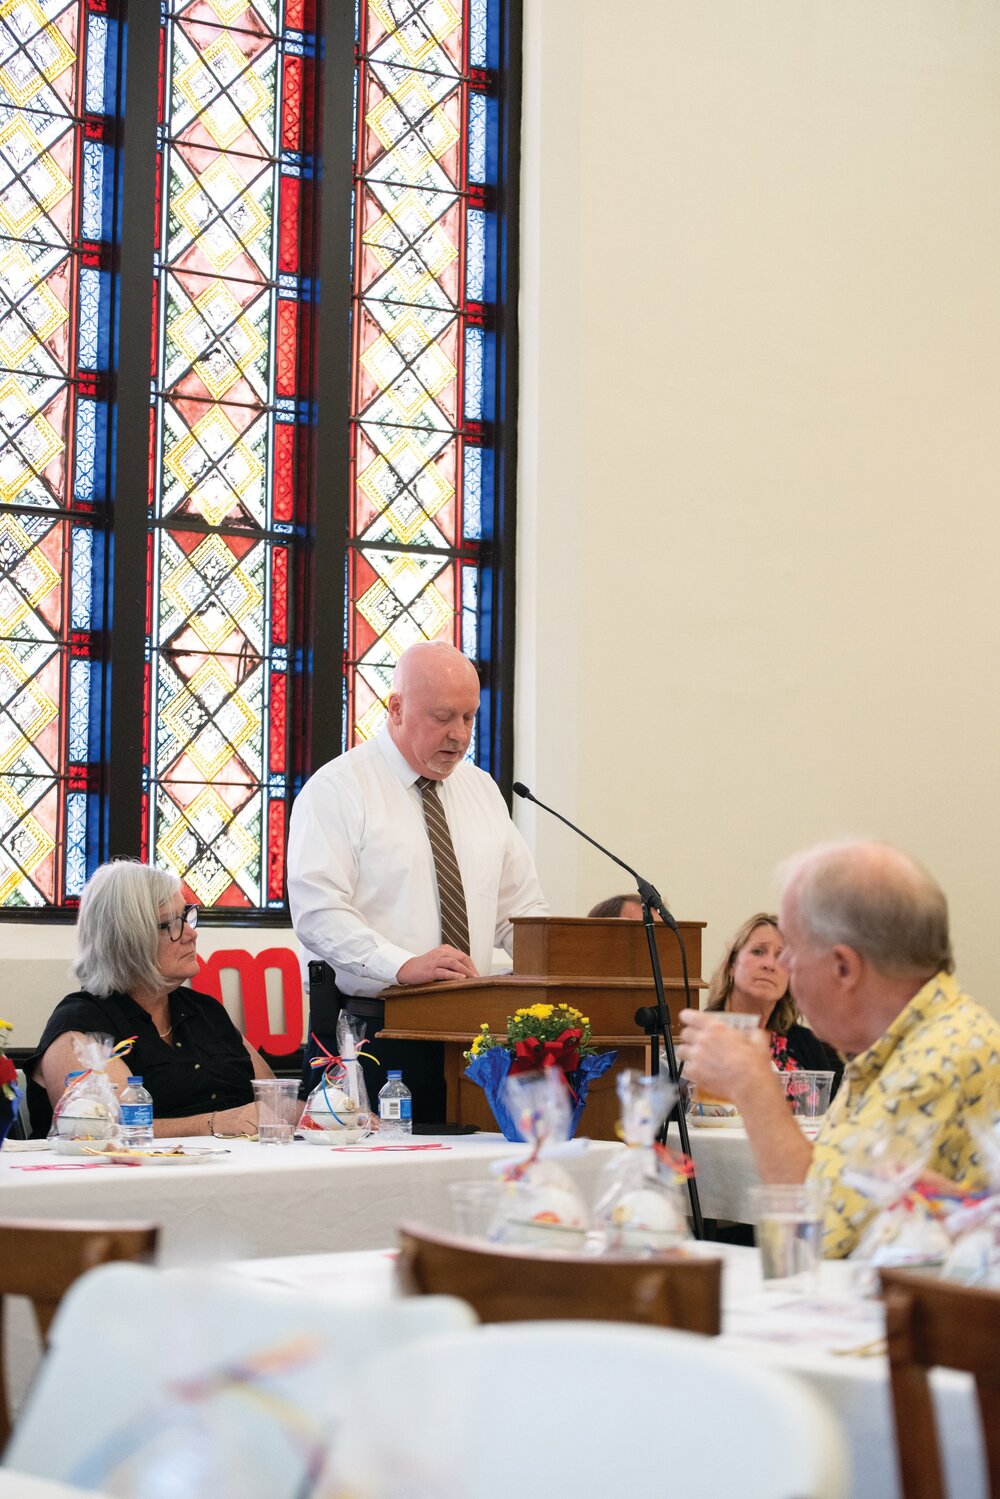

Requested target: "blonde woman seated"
[
  {"left": 706, "top": 913, "right": 843, "bottom": 1089},
  {"left": 27, "top": 862, "right": 274, "bottom": 1138}
]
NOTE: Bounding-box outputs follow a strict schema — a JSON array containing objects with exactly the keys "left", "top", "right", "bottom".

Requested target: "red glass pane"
[
  {"left": 279, "top": 177, "right": 301, "bottom": 274},
  {"left": 269, "top": 670, "right": 286, "bottom": 773},
  {"left": 271, "top": 545, "right": 288, "bottom": 643},
  {"left": 276, "top": 298, "right": 298, "bottom": 396},
  {"left": 267, "top": 800, "right": 286, "bottom": 903},
  {"left": 274, "top": 424, "right": 295, "bottom": 522}
]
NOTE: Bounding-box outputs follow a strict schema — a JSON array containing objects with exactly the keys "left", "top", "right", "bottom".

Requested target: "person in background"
[
  {"left": 587, "top": 894, "right": 666, "bottom": 920},
  {"left": 27, "top": 862, "right": 271, "bottom": 1138},
  {"left": 706, "top": 912, "right": 843, "bottom": 1089},
  {"left": 287, "top": 640, "right": 548, "bottom": 1120},
  {"left": 678, "top": 840, "right": 1000, "bottom": 1256}
]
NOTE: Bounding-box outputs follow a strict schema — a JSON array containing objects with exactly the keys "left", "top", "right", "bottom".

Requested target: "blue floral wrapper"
[{"left": 464, "top": 1046, "right": 617, "bottom": 1141}]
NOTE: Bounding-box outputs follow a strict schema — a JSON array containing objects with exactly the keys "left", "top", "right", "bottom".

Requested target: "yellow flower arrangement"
[{"left": 464, "top": 1003, "right": 594, "bottom": 1061}]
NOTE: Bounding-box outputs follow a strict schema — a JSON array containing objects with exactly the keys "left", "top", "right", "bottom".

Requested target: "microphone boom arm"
[{"left": 512, "top": 782, "right": 705, "bottom": 1239}]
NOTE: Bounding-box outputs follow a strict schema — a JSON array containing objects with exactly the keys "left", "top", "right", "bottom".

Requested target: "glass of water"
[{"left": 750, "top": 1183, "right": 824, "bottom": 1292}]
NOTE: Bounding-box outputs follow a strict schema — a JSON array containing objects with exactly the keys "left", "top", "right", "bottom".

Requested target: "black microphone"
[{"left": 511, "top": 782, "right": 676, "bottom": 929}]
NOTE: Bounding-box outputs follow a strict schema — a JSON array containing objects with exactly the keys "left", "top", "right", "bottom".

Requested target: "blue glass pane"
[
  {"left": 468, "top": 93, "right": 486, "bottom": 183},
  {"left": 463, "top": 444, "right": 482, "bottom": 539},
  {"left": 74, "top": 401, "right": 96, "bottom": 501},
  {"left": 71, "top": 526, "right": 93, "bottom": 628},
  {"left": 462, "top": 563, "right": 478, "bottom": 658},
  {"left": 69, "top": 660, "right": 90, "bottom": 759},
  {"left": 86, "top": 14, "right": 108, "bottom": 113},
  {"left": 78, "top": 267, "right": 100, "bottom": 367},
  {"left": 464, "top": 324, "right": 483, "bottom": 421},
  {"left": 469, "top": 0, "right": 488, "bottom": 65},
  {"left": 466, "top": 207, "right": 485, "bottom": 300},
  {"left": 66, "top": 795, "right": 88, "bottom": 897},
  {"left": 82, "top": 141, "right": 103, "bottom": 239}
]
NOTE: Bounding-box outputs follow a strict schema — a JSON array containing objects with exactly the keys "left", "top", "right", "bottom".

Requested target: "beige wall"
[
  {"left": 516, "top": 0, "right": 1000, "bottom": 1013},
  {"left": 0, "top": 924, "right": 298, "bottom": 1048}
]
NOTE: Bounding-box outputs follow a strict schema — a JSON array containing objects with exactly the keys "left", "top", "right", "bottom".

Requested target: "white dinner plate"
[
  {"left": 100, "top": 1146, "right": 227, "bottom": 1166},
  {"left": 50, "top": 1137, "right": 117, "bottom": 1157}
]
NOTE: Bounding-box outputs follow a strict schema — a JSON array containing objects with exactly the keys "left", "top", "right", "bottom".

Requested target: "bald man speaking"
[{"left": 287, "top": 641, "right": 547, "bottom": 1120}]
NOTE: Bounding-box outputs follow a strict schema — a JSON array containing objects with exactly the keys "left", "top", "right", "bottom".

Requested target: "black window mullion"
[
  {"left": 106, "top": 0, "right": 161, "bottom": 858},
  {"left": 486, "top": 0, "right": 522, "bottom": 798},
  {"left": 304, "top": 0, "right": 357, "bottom": 780}
]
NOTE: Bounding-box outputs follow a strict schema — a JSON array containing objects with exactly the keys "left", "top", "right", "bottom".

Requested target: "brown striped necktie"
[{"left": 416, "top": 776, "right": 471, "bottom": 954}]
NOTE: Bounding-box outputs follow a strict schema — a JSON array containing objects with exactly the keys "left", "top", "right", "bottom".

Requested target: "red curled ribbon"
[{"left": 509, "top": 1027, "right": 582, "bottom": 1078}]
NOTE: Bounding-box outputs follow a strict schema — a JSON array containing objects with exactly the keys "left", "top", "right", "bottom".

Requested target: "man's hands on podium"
[{"left": 396, "top": 946, "right": 480, "bottom": 985}]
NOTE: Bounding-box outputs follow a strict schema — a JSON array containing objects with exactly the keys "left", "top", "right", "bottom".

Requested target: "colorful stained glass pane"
[
  {"left": 146, "top": 4, "right": 315, "bottom": 908},
  {"left": 348, "top": 0, "right": 498, "bottom": 745},
  {"left": 0, "top": 1, "right": 117, "bottom": 908}
]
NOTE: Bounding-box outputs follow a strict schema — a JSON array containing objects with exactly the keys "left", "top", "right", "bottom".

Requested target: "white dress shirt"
[{"left": 287, "top": 730, "right": 548, "bottom": 996}]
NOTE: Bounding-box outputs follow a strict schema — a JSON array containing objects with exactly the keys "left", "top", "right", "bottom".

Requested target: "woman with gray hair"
[{"left": 27, "top": 862, "right": 273, "bottom": 1138}]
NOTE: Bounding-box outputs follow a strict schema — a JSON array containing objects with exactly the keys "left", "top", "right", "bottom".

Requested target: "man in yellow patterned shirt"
[{"left": 678, "top": 840, "right": 1000, "bottom": 1256}]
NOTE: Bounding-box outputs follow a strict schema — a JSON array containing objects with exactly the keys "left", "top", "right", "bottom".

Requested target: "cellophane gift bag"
[
  {"left": 594, "top": 1070, "right": 692, "bottom": 1253},
  {"left": 48, "top": 1033, "right": 129, "bottom": 1153},
  {"left": 300, "top": 1012, "right": 373, "bottom": 1143},
  {"left": 491, "top": 1069, "right": 589, "bottom": 1250},
  {"left": 843, "top": 1129, "right": 950, "bottom": 1293}
]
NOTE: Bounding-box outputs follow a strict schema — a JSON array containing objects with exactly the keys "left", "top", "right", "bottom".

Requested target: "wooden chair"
[
  {"left": 396, "top": 1220, "right": 722, "bottom": 1334},
  {"left": 880, "top": 1267, "right": 1000, "bottom": 1499},
  {"left": 0, "top": 1217, "right": 159, "bottom": 1445}
]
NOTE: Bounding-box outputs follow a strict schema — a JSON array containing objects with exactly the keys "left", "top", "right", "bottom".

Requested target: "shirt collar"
[
  {"left": 375, "top": 726, "right": 422, "bottom": 788},
  {"left": 846, "top": 970, "right": 959, "bottom": 1082}
]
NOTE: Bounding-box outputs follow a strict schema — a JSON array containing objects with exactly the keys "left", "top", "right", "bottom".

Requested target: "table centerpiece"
[{"left": 463, "top": 1002, "right": 616, "bottom": 1141}]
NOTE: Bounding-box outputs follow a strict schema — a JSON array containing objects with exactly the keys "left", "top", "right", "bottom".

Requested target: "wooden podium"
[{"left": 376, "top": 917, "right": 706, "bottom": 1140}]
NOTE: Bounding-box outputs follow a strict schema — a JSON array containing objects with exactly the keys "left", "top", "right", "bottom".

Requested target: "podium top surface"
[{"left": 512, "top": 915, "right": 704, "bottom": 983}]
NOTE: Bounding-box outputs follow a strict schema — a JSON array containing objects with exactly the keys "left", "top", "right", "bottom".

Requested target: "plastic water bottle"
[
  {"left": 119, "top": 1075, "right": 154, "bottom": 1147},
  {"left": 378, "top": 1070, "right": 412, "bottom": 1141}
]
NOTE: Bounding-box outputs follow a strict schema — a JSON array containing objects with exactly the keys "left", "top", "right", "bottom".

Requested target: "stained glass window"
[
  {"left": 0, "top": 0, "right": 118, "bottom": 907},
  {"left": 1, "top": 0, "right": 515, "bottom": 915},
  {"left": 144, "top": 1, "right": 316, "bottom": 910},
  {"left": 347, "top": 0, "right": 499, "bottom": 750}
]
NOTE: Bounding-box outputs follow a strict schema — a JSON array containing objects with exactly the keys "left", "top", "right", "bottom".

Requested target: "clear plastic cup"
[
  {"left": 750, "top": 1183, "right": 824, "bottom": 1291},
  {"left": 448, "top": 1180, "right": 502, "bottom": 1240},
  {"left": 779, "top": 1069, "right": 834, "bottom": 1122},
  {"left": 688, "top": 1011, "right": 763, "bottom": 1113},
  {"left": 711, "top": 1011, "right": 762, "bottom": 1033},
  {"left": 252, "top": 1079, "right": 302, "bottom": 1145}
]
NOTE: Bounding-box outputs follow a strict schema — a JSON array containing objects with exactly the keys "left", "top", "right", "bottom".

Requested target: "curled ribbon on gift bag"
[
  {"left": 307, "top": 1031, "right": 379, "bottom": 1125},
  {"left": 64, "top": 1035, "right": 137, "bottom": 1089}
]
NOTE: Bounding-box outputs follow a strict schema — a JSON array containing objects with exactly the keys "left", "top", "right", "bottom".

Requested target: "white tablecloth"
[
  {"left": 670, "top": 1120, "right": 758, "bottom": 1222},
  {"left": 0, "top": 1133, "right": 625, "bottom": 1429},
  {"left": 224, "top": 1246, "right": 985, "bottom": 1499},
  {"left": 0, "top": 1135, "right": 624, "bottom": 1264}
]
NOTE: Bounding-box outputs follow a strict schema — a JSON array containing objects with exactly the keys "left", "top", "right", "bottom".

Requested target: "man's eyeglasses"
[{"left": 157, "top": 904, "right": 199, "bottom": 942}]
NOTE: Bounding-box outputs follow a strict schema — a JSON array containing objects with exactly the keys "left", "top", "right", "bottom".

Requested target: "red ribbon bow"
[{"left": 509, "top": 1027, "right": 582, "bottom": 1077}]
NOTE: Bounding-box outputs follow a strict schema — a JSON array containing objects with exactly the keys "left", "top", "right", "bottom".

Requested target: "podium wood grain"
[{"left": 376, "top": 917, "right": 707, "bottom": 1140}]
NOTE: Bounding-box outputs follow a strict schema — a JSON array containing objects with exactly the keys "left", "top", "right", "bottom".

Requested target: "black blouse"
[{"left": 27, "top": 986, "right": 254, "bottom": 1137}]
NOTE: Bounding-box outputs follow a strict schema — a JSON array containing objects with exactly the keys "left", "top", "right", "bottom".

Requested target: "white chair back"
[
  {"left": 6, "top": 1261, "right": 474, "bottom": 1497},
  {"left": 331, "top": 1319, "right": 849, "bottom": 1499}
]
